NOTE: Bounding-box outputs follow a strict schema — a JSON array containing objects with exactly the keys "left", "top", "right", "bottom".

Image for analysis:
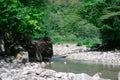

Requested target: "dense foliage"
[
  {"left": 39, "top": 0, "right": 101, "bottom": 47},
  {"left": 80, "top": 0, "right": 120, "bottom": 48},
  {"left": 0, "top": 0, "right": 41, "bottom": 42},
  {"left": 1, "top": 0, "right": 120, "bottom": 49}
]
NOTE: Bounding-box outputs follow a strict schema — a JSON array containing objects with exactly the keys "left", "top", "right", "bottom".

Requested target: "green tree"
[
  {"left": 0, "top": 0, "right": 41, "bottom": 41},
  {"left": 39, "top": 0, "right": 101, "bottom": 46},
  {"left": 79, "top": 0, "right": 120, "bottom": 48}
]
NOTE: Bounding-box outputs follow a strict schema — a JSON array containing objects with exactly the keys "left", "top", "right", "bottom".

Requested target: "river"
[{"left": 45, "top": 55, "right": 120, "bottom": 80}]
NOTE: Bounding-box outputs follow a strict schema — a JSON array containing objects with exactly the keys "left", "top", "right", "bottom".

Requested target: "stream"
[{"left": 45, "top": 55, "right": 120, "bottom": 80}]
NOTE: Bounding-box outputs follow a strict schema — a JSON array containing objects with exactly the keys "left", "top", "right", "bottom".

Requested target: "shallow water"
[{"left": 46, "top": 55, "right": 120, "bottom": 80}]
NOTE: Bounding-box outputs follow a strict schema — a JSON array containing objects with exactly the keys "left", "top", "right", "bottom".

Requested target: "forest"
[{"left": 0, "top": 0, "right": 120, "bottom": 49}]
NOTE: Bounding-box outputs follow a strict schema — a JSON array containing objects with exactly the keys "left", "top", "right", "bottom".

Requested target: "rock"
[
  {"left": 13, "top": 34, "right": 53, "bottom": 62},
  {"left": 21, "top": 36, "right": 53, "bottom": 62},
  {"left": 92, "top": 72, "right": 101, "bottom": 80},
  {"left": 13, "top": 51, "right": 29, "bottom": 63},
  {"left": 0, "top": 73, "right": 10, "bottom": 78},
  {"left": 67, "top": 73, "right": 76, "bottom": 80},
  {"left": 36, "top": 36, "right": 53, "bottom": 61},
  {"left": 0, "top": 67, "right": 11, "bottom": 73},
  {"left": 41, "top": 62, "right": 46, "bottom": 67},
  {"left": 0, "top": 60, "right": 111, "bottom": 80},
  {"left": 40, "top": 69, "right": 57, "bottom": 77},
  {"left": 61, "top": 76, "right": 68, "bottom": 80},
  {"left": 75, "top": 73, "right": 93, "bottom": 80},
  {"left": 26, "top": 43, "right": 42, "bottom": 62},
  {"left": 55, "top": 72, "right": 67, "bottom": 78},
  {"left": 79, "top": 45, "right": 87, "bottom": 52}
]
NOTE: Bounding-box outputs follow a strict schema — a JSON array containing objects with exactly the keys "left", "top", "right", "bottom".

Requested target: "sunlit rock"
[
  {"left": 67, "top": 73, "right": 76, "bottom": 80},
  {"left": 40, "top": 69, "right": 56, "bottom": 77},
  {"left": 55, "top": 72, "right": 67, "bottom": 78},
  {"left": 74, "top": 73, "right": 93, "bottom": 80},
  {"left": 92, "top": 72, "right": 102, "bottom": 80}
]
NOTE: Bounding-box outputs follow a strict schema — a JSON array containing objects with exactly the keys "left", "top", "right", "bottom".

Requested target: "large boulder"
[
  {"left": 16, "top": 35, "right": 53, "bottom": 62},
  {"left": 27, "top": 43, "right": 43, "bottom": 62},
  {"left": 30, "top": 36, "right": 53, "bottom": 61},
  {"left": 15, "top": 34, "right": 43, "bottom": 62},
  {"left": 38, "top": 37, "right": 53, "bottom": 61},
  {"left": 0, "top": 33, "right": 53, "bottom": 62}
]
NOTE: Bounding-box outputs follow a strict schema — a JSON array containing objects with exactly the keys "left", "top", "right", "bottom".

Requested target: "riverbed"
[
  {"left": 0, "top": 43, "right": 119, "bottom": 80},
  {"left": 45, "top": 55, "right": 120, "bottom": 80},
  {"left": 52, "top": 44, "right": 120, "bottom": 80}
]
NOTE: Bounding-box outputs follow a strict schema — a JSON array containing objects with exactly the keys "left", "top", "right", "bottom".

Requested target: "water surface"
[{"left": 46, "top": 55, "right": 120, "bottom": 80}]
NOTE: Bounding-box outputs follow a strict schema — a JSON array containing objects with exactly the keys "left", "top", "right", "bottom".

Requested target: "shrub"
[{"left": 77, "top": 38, "right": 102, "bottom": 48}]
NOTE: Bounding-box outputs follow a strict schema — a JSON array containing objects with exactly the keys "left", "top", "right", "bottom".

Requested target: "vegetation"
[
  {"left": 39, "top": 0, "right": 101, "bottom": 47},
  {"left": 0, "top": 0, "right": 120, "bottom": 49},
  {"left": 79, "top": 0, "right": 120, "bottom": 48},
  {"left": 0, "top": 0, "right": 42, "bottom": 44}
]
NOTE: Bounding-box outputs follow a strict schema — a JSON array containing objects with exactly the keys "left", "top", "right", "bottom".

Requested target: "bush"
[
  {"left": 100, "top": 16, "right": 120, "bottom": 48},
  {"left": 79, "top": 0, "right": 120, "bottom": 49},
  {"left": 77, "top": 38, "right": 102, "bottom": 48}
]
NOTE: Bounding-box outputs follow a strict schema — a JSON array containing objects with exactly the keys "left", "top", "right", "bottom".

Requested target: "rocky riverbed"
[
  {"left": 53, "top": 44, "right": 120, "bottom": 65},
  {"left": 0, "top": 61, "right": 110, "bottom": 80},
  {"left": 0, "top": 43, "right": 119, "bottom": 80}
]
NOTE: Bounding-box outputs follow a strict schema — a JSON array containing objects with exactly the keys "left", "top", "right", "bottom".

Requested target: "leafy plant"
[
  {"left": 0, "top": 0, "right": 42, "bottom": 41},
  {"left": 79, "top": 0, "right": 120, "bottom": 48}
]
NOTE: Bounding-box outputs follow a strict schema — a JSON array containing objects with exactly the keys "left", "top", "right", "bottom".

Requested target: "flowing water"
[{"left": 46, "top": 55, "right": 120, "bottom": 80}]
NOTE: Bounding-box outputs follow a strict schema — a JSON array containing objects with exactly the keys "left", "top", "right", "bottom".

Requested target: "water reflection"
[{"left": 45, "top": 56, "right": 120, "bottom": 80}]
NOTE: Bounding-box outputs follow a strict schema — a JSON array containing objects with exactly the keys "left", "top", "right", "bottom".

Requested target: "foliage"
[
  {"left": 0, "top": 0, "right": 42, "bottom": 41},
  {"left": 39, "top": 0, "right": 101, "bottom": 47},
  {"left": 79, "top": 0, "right": 120, "bottom": 48},
  {"left": 77, "top": 38, "right": 101, "bottom": 48}
]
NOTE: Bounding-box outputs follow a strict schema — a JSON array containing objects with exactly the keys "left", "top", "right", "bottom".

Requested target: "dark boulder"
[
  {"left": 0, "top": 32, "right": 53, "bottom": 62},
  {"left": 26, "top": 43, "right": 42, "bottom": 62},
  {"left": 38, "top": 36, "right": 53, "bottom": 61},
  {"left": 15, "top": 35, "right": 53, "bottom": 62},
  {"left": 30, "top": 36, "right": 53, "bottom": 61}
]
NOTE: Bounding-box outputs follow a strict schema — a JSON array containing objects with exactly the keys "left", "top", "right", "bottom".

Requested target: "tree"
[
  {"left": 79, "top": 0, "right": 120, "bottom": 49},
  {"left": 0, "top": 0, "right": 41, "bottom": 41}
]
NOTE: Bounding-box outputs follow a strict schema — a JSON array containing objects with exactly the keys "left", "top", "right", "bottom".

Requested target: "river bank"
[
  {"left": 0, "top": 43, "right": 119, "bottom": 80},
  {"left": 0, "top": 61, "right": 110, "bottom": 80},
  {"left": 53, "top": 43, "right": 120, "bottom": 65}
]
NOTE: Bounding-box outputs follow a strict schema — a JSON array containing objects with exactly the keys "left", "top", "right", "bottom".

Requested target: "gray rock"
[
  {"left": 0, "top": 73, "right": 10, "bottom": 78},
  {"left": 13, "top": 51, "right": 29, "bottom": 63},
  {"left": 55, "top": 72, "right": 67, "bottom": 78},
  {"left": 0, "top": 61, "right": 111, "bottom": 80},
  {"left": 40, "top": 69, "right": 57, "bottom": 77},
  {"left": 74, "top": 73, "right": 93, "bottom": 80},
  {"left": 67, "top": 73, "right": 76, "bottom": 80},
  {"left": 92, "top": 73, "right": 101, "bottom": 80}
]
